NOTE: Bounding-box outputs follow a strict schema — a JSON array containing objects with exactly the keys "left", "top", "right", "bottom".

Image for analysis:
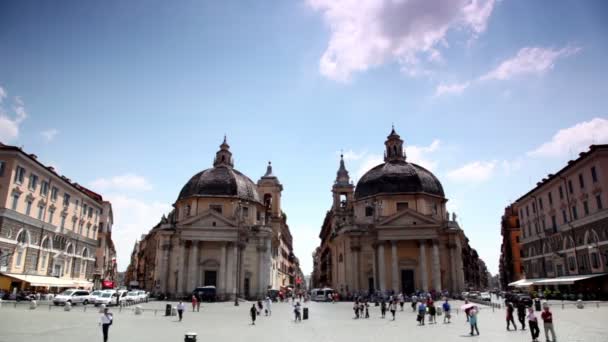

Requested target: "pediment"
[
  {"left": 179, "top": 210, "right": 236, "bottom": 228},
  {"left": 377, "top": 209, "right": 439, "bottom": 227}
]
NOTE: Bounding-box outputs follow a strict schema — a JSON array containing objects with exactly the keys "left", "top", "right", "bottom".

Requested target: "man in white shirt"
[
  {"left": 99, "top": 308, "right": 113, "bottom": 342},
  {"left": 177, "top": 301, "right": 186, "bottom": 322}
]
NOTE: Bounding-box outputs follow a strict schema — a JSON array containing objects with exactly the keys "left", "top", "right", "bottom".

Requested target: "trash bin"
[
  {"left": 184, "top": 332, "right": 197, "bottom": 342},
  {"left": 534, "top": 299, "right": 541, "bottom": 311},
  {"left": 303, "top": 307, "right": 309, "bottom": 320},
  {"left": 165, "top": 304, "right": 172, "bottom": 316}
]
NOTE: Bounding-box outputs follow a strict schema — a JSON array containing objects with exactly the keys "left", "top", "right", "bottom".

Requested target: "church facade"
[
  {"left": 125, "top": 138, "right": 300, "bottom": 299},
  {"left": 312, "top": 128, "right": 483, "bottom": 295}
]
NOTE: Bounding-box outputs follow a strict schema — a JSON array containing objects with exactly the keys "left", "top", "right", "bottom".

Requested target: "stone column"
[
  {"left": 258, "top": 241, "right": 266, "bottom": 297},
  {"left": 160, "top": 238, "right": 170, "bottom": 293},
  {"left": 188, "top": 241, "right": 198, "bottom": 291},
  {"left": 176, "top": 240, "right": 186, "bottom": 296},
  {"left": 219, "top": 243, "right": 226, "bottom": 296},
  {"left": 264, "top": 238, "right": 271, "bottom": 292},
  {"left": 195, "top": 241, "right": 201, "bottom": 288},
  {"left": 449, "top": 243, "right": 457, "bottom": 293},
  {"left": 372, "top": 245, "right": 378, "bottom": 291},
  {"left": 232, "top": 244, "right": 238, "bottom": 297},
  {"left": 432, "top": 240, "right": 441, "bottom": 292},
  {"left": 391, "top": 241, "right": 399, "bottom": 293},
  {"left": 455, "top": 238, "right": 465, "bottom": 292},
  {"left": 352, "top": 246, "right": 360, "bottom": 291},
  {"left": 377, "top": 243, "right": 386, "bottom": 292},
  {"left": 419, "top": 240, "right": 428, "bottom": 292}
]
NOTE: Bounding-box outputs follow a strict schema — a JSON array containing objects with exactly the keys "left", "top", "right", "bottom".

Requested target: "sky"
[{"left": 1, "top": 0, "right": 607, "bottom": 275}]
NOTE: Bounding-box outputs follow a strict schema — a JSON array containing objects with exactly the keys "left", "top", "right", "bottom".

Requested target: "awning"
[
  {"left": 73, "top": 280, "right": 94, "bottom": 288},
  {"left": 533, "top": 273, "right": 608, "bottom": 285},
  {"left": 508, "top": 279, "right": 539, "bottom": 287},
  {"left": 1, "top": 273, "right": 75, "bottom": 288}
]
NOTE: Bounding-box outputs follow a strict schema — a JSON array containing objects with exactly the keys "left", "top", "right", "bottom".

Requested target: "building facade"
[
  {"left": 515, "top": 144, "right": 608, "bottom": 296},
  {"left": 498, "top": 204, "right": 523, "bottom": 290},
  {"left": 312, "top": 128, "right": 487, "bottom": 296},
  {"left": 0, "top": 143, "right": 113, "bottom": 292},
  {"left": 125, "top": 138, "right": 301, "bottom": 299},
  {"left": 94, "top": 201, "right": 117, "bottom": 289}
]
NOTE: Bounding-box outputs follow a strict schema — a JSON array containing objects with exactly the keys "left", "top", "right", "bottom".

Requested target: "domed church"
[
  {"left": 312, "top": 128, "right": 471, "bottom": 295},
  {"left": 125, "top": 137, "right": 301, "bottom": 299}
]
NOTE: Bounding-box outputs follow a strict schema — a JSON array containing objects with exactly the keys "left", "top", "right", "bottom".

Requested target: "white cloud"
[
  {"left": 407, "top": 139, "right": 441, "bottom": 171},
  {"left": 528, "top": 117, "right": 608, "bottom": 158},
  {"left": 308, "top": 0, "right": 495, "bottom": 82},
  {"left": 90, "top": 174, "right": 153, "bottom": 192},
  {"left": 434, "top": 82, "right": 470, "bottom": 97},
  {"left": 41, "top": 128, "right": 59, "bottom": 142},
  {"left": 106, "top": 194, "right": 171, "bottom": 271},
  {"left": 0, "top": 86, "right": 27, "bottom": 142},
  {"left": 502, "top": 159, "right": 523, "bottom": 175},
  {"left": 480, "top": 46, "right": 581, "bottom": 81},
  {"left": 340, "top": 149, "right": 366, "bottom": 161},
  {"left": 446, "top": 160, "right": 497, "bottom": 183}
]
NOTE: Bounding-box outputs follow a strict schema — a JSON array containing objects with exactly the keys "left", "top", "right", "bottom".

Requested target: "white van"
[
  {"left": 53, "top": 289, "right": 91, "bottom": 306},
  {"left": 311, "top": 288, "right": 334, "bottom": 302}
]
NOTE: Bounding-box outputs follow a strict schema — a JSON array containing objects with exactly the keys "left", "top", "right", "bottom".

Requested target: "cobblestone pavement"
[{"left": 0, "top": 300, "right": 606, "bottom": 342}]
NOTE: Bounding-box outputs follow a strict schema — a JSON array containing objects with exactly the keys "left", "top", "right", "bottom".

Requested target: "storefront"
[{"left": 0, "top": 273, "right": 88, "bottom": 293}]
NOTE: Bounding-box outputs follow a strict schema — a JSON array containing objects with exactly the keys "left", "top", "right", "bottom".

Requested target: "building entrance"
[{"left": 401, "top": 269, "right": 415, "bottom": 294}]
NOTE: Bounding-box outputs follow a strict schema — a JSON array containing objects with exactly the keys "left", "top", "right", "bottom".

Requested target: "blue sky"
[{"left": 1, "top": 0, "right": 607, "bottom": 274}]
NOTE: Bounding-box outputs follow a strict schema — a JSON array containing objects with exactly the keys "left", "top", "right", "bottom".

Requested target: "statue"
[{"left": 452, "top": 212, "right": 457, "bottom": 222}]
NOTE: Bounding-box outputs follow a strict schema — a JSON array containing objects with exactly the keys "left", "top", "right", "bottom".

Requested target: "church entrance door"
[
  {"left": 401, "top": 269, "right": 415, "bottom": 294},
  {"left": 204, "top": 271, "right": 217, "bottom": 287}
]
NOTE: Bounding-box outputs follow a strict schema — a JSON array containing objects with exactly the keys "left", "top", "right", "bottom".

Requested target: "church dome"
[
  {"left": 354, "top": 160, "right": 444, "bottom": 199},
  {"left": 177, "top": 137, "right": 262, "bottom": 203},
  {"left": 354, "top": 127, "right": 445, "bottom": 199}
]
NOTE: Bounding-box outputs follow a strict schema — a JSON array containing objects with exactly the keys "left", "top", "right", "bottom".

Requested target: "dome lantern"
[
  {"left": 213, "top": 135, "right": 234, "bottom": 168},
  {"left": 384, "top": 125, "right": 406, "bottom": 162}
]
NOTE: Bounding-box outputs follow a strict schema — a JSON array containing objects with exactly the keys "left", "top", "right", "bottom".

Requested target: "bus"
[{"left": 311, "top": 288, "right": 334, "bottom": 302}]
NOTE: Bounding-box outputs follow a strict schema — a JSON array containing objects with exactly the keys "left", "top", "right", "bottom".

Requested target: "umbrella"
[{"left": 460, "top": 303, "right": 478, "bottom": 310}]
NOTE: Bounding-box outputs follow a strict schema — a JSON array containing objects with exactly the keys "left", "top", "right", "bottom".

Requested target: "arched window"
[
  {"left": 67, "top": 244, "right": 74, "bottom": 255},
  {"left": 16, "top": 230, "right": 28, "bottom": 244},
  {"left": 41, "top": 237, "right": 50, "bottom": 249}
]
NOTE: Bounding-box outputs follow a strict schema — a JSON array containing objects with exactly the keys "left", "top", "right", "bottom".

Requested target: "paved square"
[{"left": 0, "top": 300, "right": 606, "bottom": 342}]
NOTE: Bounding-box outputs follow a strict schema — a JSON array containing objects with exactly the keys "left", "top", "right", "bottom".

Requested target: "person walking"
[
  {"left": 469, "top": 308, "right": 480, "bottom": 336},
  {"left": 265, "top": 296, "right": 272, "bottom": 316},
  {"left": 196, "top": 294, "right": 201, "bottom": 312},
  {"left": 364, "top": 301, "right": 370, "bottom": 319},
  {"left": 541, "top": 306, "right": 556, "bottom": 342},
  {"left": 380, "top": 300, "right": 387, "bottom": 318},
  {"left": 517, "top": 301, "right": 527, "bottom": 330},
  {"left": 294, "top": 301, "right": 302, "bottom": 322},
  {"left": 250, "top": 304, "right": 257, "bottom": 325},
  {"left": 398, "top": 293, "right": 404, "bottom": 311},
  {"left": 417, "top": 301, "right": 426, "bottom": 326},
  {"left": 411, "top": 294, "right": 418, "bottom": 312},
  {"left": 528, "top": 307, "right": 540, "bottom": 342},
  {"left": 442, "top": 299, "right": 451, "bottom": 323},
  {"left": 353, "top": 300, "right": 360, "bottom": 319},
  {"left": 506, "top": 302, "right": 517, "bottom": 330},
  {"left": 428, "top": 301, "right": 436, "bottom": 324},
  {"left": 389, "top": 300, "right": 397, "bottom": 321},
  {"left": 99, "top": 307, "right": 113, "bottom": 342},
  {"left": 191, "top": 295, "right": 198, "bottom": 312},
  {"left": 177, "top": 301, "right": 185, "bottom": 322}
]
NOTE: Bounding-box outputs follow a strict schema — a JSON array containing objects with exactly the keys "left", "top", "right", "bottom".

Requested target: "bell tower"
[
  {"left": 332, "top": 153, "right": 354, "bottom": 210},
  {"left": 257, "top": 161, "right": 283, "bottom": 219},
  {"left": 384, "top": 126, "right": 406, "bottom": 162},
  {"left": 213, "top": 135, "right": 234, "bottom": 167}
]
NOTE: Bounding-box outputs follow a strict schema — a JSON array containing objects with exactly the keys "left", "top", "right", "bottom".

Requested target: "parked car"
[
  {"left": 87, "top": 290, "right": 104, "bottom": 305},
  {"left": 137, "top": 291, "right": 148, "bottom": 302},
  {"left": 192, "top": 286, "right": 217, "bottom": 302},
  {"left": 95, "top": 291, "right": 117, "bottom": 306},
  {"left": 480, "top": 292, "right": 491, "bottom": 301},
  {"left": 126, "top": 291, "right": 140, "bottom": 304},
  {"left": 53, "top": 289, "right": 90, "bottom": 305},
  {"left": 461, "top": 291, "right": 469, "bottom": 298}
]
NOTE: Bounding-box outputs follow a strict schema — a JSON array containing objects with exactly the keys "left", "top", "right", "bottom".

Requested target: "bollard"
[
  {"left": 30, "top": 300, "right": 37, "bottom": 310},
  {"left": 14, "top": 302, "right": 17, "bottom": 308},
  {"left": 154, "top": 309, "right": 158, "bottom": 316},
  {"left": 0, "top": 298, "right": 2, "bottom": 308},
  {"left": 64, "top": 302, "right": 72, "bottom": 311},
  {"left": 597, "top": 302, "right": 599, "bottom": 308},
  {"left": 576, "top": 299, "right": 584, "bottom": 309},
  {"left": 135, "top": 305, "right": 143, "bottom": 315},
  {"left": 562, "top": 303, "right": 564, "bottom": 309},
  {"left": 184, "top": 332, "right": 197, "bottom": 342},
  {"left": 49, "top": 304, "right": 52, "bottom": 311},
  {"left": 84, "top": 305, "right": 87, "bottom": 312}
]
